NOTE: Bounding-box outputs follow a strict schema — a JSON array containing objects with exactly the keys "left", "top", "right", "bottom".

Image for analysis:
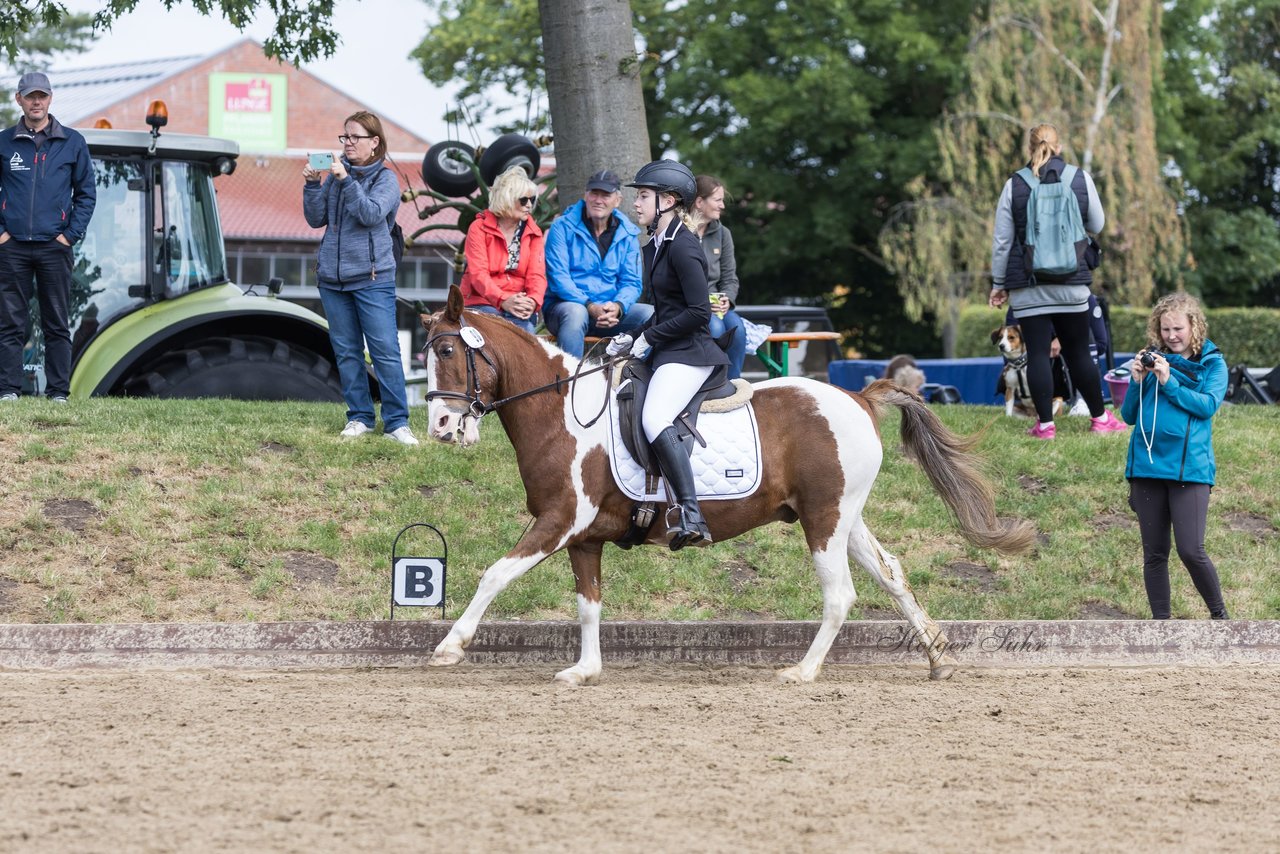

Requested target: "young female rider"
[{"left": 607, "top": 160, "right": 729, "bottom": 550}]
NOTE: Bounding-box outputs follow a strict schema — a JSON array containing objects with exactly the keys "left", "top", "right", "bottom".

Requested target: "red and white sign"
[{"left": 224, "top": 78, "right": 272, "bottom": 113}]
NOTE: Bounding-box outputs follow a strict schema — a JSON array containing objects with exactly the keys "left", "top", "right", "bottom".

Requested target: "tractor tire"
[
  {"left": 422, "top": 140, "right": 478, "bottom": 198},
  {"left": 478, "top": 133, "right": 540, "bottom": 185},
  {"left": 121, "top": 335, "right": 345, "bottom": 402}
]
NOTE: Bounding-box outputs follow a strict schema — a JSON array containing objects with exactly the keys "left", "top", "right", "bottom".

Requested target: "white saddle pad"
[{"left": 607, "top": 397, "right": 762, "bottom": 502}]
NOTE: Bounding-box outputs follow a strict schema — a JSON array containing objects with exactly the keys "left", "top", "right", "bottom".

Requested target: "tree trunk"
[{"left": 537, "top": 0, "right": 650, "bottom": 208}]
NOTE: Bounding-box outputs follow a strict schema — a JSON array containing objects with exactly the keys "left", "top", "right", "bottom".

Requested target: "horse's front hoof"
[
  {"left": 776, "top": 664, "right": 817, "bottom": 684},
  {"left": 554, "top": 666, "right": 599, "bottom": 686},
  {"left": 929, "top": 656, "right": 958, "bottom": 681},
  {"left": 429, "top": 644, "right": 466, "bottom": 667}
]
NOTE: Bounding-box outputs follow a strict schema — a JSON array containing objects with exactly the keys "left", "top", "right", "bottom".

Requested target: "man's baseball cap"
[
  {"left": 17, "top": 72, "right": 52, "bottom": 97},
  {"left": 585, "top": 169, "right": 621, "bottom": 193}
]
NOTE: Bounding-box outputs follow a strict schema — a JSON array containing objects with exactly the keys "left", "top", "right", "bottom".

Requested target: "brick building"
[{"left": 50, "top": 38, "right": 461, "bottom": 330}]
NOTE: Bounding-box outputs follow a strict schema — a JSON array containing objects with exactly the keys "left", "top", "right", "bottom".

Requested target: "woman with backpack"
[
  {"left": 988, "top": 123, "right": 1125, "bottom": 440},
  {"left": 303, "top": 110, "right": 416, "bottom": 445}
]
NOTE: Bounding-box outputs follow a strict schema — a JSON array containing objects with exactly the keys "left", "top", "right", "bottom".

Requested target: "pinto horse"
[{"left": 422, "top": 286, "right": 1034, "bottom": 683}]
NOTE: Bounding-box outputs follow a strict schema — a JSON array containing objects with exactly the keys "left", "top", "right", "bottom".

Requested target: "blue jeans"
[
  {"left": 542, "top": 298, "right": 654, "bottom": 358},
  {"left": 467, "top": 304, "right": 539, "bottom": 335},
  {"left": 319, "top": 282, "right": 410, "bottom": 432},
  {"left": 709, "top": 308, "right": 747, "bottom": 380}
]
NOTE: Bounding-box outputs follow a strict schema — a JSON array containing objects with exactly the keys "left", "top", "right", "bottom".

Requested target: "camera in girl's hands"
[{"left": 1140, "top": 351, "right": 1158, "bottom": 369}]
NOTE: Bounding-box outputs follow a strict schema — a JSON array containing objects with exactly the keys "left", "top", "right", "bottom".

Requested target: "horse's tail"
[{"left": 859, "top": 380, "right": 1036, "bottom": 555}]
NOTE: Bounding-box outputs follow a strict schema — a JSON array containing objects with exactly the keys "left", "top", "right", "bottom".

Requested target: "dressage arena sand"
[{"left": 3, "top": 663, "right": 1279, "bottom": 852}]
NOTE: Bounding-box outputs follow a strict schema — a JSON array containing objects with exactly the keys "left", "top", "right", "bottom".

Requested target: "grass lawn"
[{"left": 1, "top": 396, "right": 1277, "bottom": 624}]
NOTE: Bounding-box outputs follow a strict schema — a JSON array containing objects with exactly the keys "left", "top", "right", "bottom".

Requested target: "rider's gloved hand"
[
  {"left": 630, "top": 333, "right": 651, "bottom": 359},
  {"left": 605, "top": 333, "right": 633, "bottom": 357}
]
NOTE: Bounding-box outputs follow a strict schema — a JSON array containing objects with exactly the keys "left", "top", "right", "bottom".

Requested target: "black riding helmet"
[
  {"left": 628, "top": 160, "right": 697, "bottom": 235},
  {"left": 627, "top": 159, "right": 697, "bottom": 207}
]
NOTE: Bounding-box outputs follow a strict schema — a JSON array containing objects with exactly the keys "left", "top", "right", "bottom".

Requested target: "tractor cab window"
[
  {"left": 154, "top": 161, "right": 227, "bottom": 297},
  {"left": 69, "top": 159, "right": 147, "bottom": 359}
]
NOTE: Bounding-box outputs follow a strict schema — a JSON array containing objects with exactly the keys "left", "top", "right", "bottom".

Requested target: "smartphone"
[{"left": 308, "top": 152, "right": 334, "bottom": 171}]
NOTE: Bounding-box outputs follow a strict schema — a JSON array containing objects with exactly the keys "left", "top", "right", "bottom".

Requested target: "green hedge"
[{"left": 957, "top": 304, "right": 1280, "bottom": 367}]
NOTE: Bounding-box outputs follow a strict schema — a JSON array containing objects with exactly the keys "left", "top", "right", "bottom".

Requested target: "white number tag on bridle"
[{"left": 460, "top": 327, "right": 485, "bottom": 349}]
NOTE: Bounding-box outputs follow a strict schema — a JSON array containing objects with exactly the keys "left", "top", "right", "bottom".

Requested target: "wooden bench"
[{"left": 755, "top": 331, "right": 843, "bottom": 379}]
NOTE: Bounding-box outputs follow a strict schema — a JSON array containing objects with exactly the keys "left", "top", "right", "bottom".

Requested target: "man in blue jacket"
[
  {"left": 542, "top": 169, "right": 652, "bottom": 358},
  {"left": 0, "top": 72, "right": 97, "bottom": 402}
]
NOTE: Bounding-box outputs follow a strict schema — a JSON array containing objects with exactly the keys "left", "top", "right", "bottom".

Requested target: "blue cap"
[{"left": 17, "top": 72, "right": 52, "bottom": 97}]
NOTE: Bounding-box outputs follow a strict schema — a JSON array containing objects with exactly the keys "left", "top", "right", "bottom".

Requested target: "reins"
[{"left": 424, "top": 320, "right": 620, "bottom": 426}]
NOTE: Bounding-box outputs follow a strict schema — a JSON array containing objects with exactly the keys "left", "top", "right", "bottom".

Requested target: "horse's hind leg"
[
  {"left": 848, "top": 522, "right": 958, "bottom": 680},
  {"left": 777, "top": 526, "right": 858, "bottom": 684},
  {"left": 555, "top": 542, "right": 604, "bottom": 686}
]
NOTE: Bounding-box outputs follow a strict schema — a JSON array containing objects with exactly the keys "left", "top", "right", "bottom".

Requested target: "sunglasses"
[{"left": 519, "top": 196, "right": 536, "bottom": 206}]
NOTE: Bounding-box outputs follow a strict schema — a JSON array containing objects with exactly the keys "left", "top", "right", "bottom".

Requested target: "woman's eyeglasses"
[
  {"left": 338, "top": 134, "right": 374, "bottom": 144},
  {"left": 519, "top": 196, "right": 536, "bottom": 206}
]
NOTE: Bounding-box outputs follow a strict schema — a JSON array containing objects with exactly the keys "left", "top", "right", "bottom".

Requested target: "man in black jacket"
[{"left": 0, "top": 71, "right": 97, "bottom": 402}]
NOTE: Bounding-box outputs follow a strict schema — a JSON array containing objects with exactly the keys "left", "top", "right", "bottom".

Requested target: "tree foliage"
[
  {"left": 0, "top": 9, "right": 96, "bottom": 123},
  {"left": 881, "top": 0, "right": 1184, "bottom": 342},
  {"left": 410, "top": 0, "right": 546, "bottom": 134},
  {"left": 1161, "top": 0, "right": 1280, "bottom": 306},
  {"left": 0, "top": 0, "right": 340, "bottom": 66},
  {"left": 411, "top": 1, "right": 978, "bottom": 356},
  {"left": 636, "top": 1, "right": 977, "bottom": 355}
]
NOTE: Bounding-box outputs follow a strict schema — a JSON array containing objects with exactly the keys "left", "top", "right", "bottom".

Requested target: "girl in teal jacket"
[{"left": 1120, "top": 293, "right": 1228, "bottom": 619}]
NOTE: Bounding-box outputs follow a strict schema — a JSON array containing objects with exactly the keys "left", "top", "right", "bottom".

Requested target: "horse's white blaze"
[{"left": 555, "top": 594, "right": 602, "bottom": 685}]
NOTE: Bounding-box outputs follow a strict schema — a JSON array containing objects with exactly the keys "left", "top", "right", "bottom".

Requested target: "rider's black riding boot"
[{"left": 650, "top": 426, "right": 712, "bottom": 551}]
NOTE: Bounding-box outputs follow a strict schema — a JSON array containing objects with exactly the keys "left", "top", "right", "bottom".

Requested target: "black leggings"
[
  {"left": 1128, "top": 478, "right": 1228, "bottom": 619},
  {"left": 1017, "top": 311, "right": 1106, "bottom": 423}
]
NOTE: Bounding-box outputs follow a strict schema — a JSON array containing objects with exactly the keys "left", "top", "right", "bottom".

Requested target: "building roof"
[
  {"left": 218, "top": 153, "right": 464, "bottom": 245},
  {"left": 35, "top": 56, "right": 207, "bottom": 126}
]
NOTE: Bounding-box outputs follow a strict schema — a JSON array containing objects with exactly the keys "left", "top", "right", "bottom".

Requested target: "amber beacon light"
[{"left": 146, "top": 100, "right": 169, "bottom": 153}]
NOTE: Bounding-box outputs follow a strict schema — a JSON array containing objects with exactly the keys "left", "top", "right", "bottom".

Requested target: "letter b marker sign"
[
  {"left": 390, "top": 523, "right": 448, "bottom": 620},
  {"left": 394, "top": 558, "right": 444, "bottom": 607}
]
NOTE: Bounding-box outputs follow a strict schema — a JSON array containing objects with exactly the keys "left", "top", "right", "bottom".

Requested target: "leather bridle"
[{"left": 423, "top": 319, "right": 618, "bottom": 424}]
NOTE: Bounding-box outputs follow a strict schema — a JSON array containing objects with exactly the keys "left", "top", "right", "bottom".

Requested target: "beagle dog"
[{"left": 992, "top": 325, "right": 1064, "bottom": 418}]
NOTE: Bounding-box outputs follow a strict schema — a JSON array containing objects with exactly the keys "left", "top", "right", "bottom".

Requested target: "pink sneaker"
[
  {"left": 1090, "top": 410, "right": 1128, "bottom": 433},
  {"left": 1027, "top": 421, "right": 1056, "bottom": 440}
]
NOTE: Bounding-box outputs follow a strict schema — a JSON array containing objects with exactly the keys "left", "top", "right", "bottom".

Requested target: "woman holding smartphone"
[{"left": 302, "top": 110, "right": 417, "bottom": 445}]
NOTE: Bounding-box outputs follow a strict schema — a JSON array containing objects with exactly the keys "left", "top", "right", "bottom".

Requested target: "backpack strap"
[
  {"left": 1060, "top": 163, "right": 1079, "bottom": 188},
  {"left": 1015, "top": 167, "right": 1038, "bottom": 188}
]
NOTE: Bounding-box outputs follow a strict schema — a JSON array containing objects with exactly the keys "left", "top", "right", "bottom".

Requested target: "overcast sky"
[{"left": 59, "top": 0, "right": 474, "bottom": 145}]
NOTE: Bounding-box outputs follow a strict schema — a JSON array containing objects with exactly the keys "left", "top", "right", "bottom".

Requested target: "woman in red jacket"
[{"left": 459, "top": 166, "right": 546, "bottom": 333}]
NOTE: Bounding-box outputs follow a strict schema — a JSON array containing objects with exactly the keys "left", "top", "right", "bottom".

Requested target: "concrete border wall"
[{"left": 1, "top": 620, "right": 1278, "bottom": 671}]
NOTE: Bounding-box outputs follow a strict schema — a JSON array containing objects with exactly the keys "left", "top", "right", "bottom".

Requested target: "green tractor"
[{"left": 23, "top": 111, "right": 342, "bottom": 401}]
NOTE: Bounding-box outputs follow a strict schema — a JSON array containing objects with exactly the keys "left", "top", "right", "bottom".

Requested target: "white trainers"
[
  {"left": 0, "top": 393, "right": 18, "bottom": 402},
  {"left": 340, "top": 420, "right": 373, "bottom": 438},
  {"left": 385, "top": 425, "right": 419, "bottom": 446}
]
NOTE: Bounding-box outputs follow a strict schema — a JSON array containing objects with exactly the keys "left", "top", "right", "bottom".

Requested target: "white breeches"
[{"left": 642, "top": 362, "right": 714, "bottom": 442}]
